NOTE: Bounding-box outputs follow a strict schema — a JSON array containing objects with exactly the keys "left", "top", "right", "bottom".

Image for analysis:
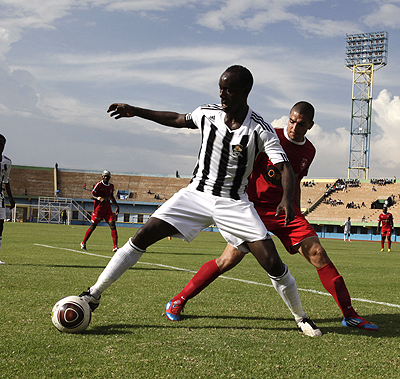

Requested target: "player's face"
[
  {"left": 102, "top": 175, "right": 110, "bottom": 183},
  {"left": 219, "top": 72, "right": 248, "bottom": 115},
  {"left": 287, "top": 110, "right": 314, "bottom": 142}
]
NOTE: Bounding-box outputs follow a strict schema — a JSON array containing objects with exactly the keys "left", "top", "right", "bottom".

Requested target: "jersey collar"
[{"left": 283, "top": 125, "right": 307, "bottom": 146}]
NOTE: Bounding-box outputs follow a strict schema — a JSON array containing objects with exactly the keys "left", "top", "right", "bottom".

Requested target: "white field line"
[{"left": 35, "top": 244, "right": 400, "bottom": 309}]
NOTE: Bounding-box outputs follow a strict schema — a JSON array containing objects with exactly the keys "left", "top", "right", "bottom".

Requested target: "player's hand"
[
  {"left": 115, "top": 207, "right": 119, "bottom": 215},
  {"left": 275, "top": 200, "right": 295, "bottom": 226},
  {"left": 107, "top": 103, "right": 136, "bottom": 119}
]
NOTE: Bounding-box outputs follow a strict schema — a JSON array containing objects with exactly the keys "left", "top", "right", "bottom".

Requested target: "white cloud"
[
  {"left": 371, "top": 89, "right": 400, "bottom": 172},
  {"left": 295, "top": 16, "right": 362, "bottom": 37},
  {"left": 305, "top": 123, "right": 349, "bottom": 178},
  {"left": 105, "top": 0, "right": 199, "bottom": 12},
  {"left": 363, "top": 3, "right": 400, "bottom": 28},
  {"left": 196, "top": 0, "right": 312, "bottom": 31}
]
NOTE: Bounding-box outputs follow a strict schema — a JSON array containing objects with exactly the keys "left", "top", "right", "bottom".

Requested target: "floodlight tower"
[{"left": 345, "top": 31, "right": 388, "bottom": 180}]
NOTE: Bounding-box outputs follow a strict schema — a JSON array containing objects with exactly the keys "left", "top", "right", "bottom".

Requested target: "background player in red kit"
[
  {"left": 81, "top": 170, "right": 119, "bottom": 252},
  {"left": 377, "top": 206, "right": 394, "bottom": 252},
  {"left": 166, "top": 101, "right": 379, "bottom": 331}
]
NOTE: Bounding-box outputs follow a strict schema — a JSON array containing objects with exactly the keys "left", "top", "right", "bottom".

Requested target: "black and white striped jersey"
[
  {"left": 0, "top": 155, "right": 12, "bottom": 202},
  {"left": 186, "top": 104, "right": 288, "bottom": 200}
]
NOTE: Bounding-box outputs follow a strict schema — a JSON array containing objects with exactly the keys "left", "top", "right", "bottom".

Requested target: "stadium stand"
[
  {"left": 6, "top": 166, "right": 399, "bottom": 241},
  {"left": 301, "top": 179, "right": 400, "bottom": 224},
  {"left": 10, "top": 166, "right": 190, "bottom": 203}
]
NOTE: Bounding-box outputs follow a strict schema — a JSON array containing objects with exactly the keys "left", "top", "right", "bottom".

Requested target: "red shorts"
[
  {"left": 381, "top": 229, "right": 392, "bottom": 237},
  {"left": 91, "top": 205, "right": 115, "bottom": 224},
  {"left": 256, "top": 205, "right": 317, "bottom": 254}
]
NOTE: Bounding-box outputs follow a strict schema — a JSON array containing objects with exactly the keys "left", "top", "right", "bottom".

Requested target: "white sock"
[
  {"left": 90, "top": 239, "right": 145, "bottom": 298},
  {"left": 269, "top": 264, "right": 307, "bottom": 323}
]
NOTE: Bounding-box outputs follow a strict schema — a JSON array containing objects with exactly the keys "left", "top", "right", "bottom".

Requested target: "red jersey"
[
  {"left": 378, "top": 212, "right": 393, "bottom": 233},
  {"left": 92, "top": 180, "right": 114, "bottom": 212},
  {"left": 247, "top": 127, "right": 316, "bottom": 207}
]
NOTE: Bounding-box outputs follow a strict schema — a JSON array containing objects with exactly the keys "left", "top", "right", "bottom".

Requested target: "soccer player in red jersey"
[
  {"left": 81, "top": 170, "right": 119, "bottom": 252},
  {"left": 165, "top": 101, "right": 379, "bottom": 331},
  {"left": 377, "top": 206, "right": 394, "bottom": 252}
]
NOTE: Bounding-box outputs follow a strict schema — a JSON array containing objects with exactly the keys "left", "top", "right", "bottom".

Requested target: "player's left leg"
[
  {"left": 249, "top": 239, "right": 321, "bottom": 336},
  {"left": 298, "top": 237, "right": 378, "bottom": 330},
  {"left": 387, "top": 235, "right": 392, "bottom": 252},
  {"left": 108, "top": 221, "right": 118, "bottom": 252},
  {"left": 269, "top": 263, "right": 322, "bottom": 336}
]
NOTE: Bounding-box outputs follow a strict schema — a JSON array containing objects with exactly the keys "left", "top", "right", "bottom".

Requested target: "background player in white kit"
[
  {"left": 0, "top": 134, "right": 15, "bottom": 264},
  {"left": 79, "top": 66, "right": 320, "bottom": 334},
  {"left": 343, "top": 217, "right": 351, "bottom": 242}
]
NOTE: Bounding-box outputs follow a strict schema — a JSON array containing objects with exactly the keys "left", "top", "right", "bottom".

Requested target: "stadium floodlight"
[
  {"left": 345, "top": 32, "right": 388, "bottom": 180},
  {"left": 345, "top": 31, "right": 388, "bottom": 69}
]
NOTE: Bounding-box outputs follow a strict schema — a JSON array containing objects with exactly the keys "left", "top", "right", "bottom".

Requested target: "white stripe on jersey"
[{"left": 187, "top": 104, "right": 288, "bottom": 200}]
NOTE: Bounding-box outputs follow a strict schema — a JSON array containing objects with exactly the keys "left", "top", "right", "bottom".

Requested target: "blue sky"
[{"left": 1, "top": 0, "right": 400, "bottom": 179}]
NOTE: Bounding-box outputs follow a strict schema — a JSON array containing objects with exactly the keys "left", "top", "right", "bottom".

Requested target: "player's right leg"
[
  {"left": 166, "top": 244, "right": 245, "bottom": 321},
  {"left": 81, "top": 222, "right": 97, "bottom": 250},
  {"left": 80, "top": 217, "right": 178, "bottom": 311}
]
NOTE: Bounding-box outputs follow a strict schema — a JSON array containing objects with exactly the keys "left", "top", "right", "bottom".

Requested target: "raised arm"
[
  {"left": 107, "top": 103, "right": 196, "bottom": 129},
  {"left": 274, "top": 161, "right": 295, "bottom": 225}
]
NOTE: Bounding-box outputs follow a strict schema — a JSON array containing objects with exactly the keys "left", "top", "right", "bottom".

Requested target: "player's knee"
[
  {"left": 216, "top": 253, "right": 243, "bottom": 273},
  {"left": 309, "top": 244, "right": 330, "bottom": 267}
]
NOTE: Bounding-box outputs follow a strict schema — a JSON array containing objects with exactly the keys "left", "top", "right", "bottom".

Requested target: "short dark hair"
[
  {"left": 291, "top": 101, "right": 315, "bottom": 122},
  {"left": 0, "top": 134, "right": 6, "bottom": 144},
  {"left": 224, "top": 65, "right": 254, "bottom": 93}
]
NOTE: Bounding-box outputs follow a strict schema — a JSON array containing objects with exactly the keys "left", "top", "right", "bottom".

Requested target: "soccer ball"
[{"left": 51, "top": 296, "right": 91, "bottom": 333}]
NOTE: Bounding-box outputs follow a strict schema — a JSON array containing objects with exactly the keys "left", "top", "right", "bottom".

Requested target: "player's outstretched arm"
[
  {"left": 107, "top": 103, "right": 192, "bottom": 129},
  {"left": 274, "top": 161, "right": 295, "bottom": 225}
]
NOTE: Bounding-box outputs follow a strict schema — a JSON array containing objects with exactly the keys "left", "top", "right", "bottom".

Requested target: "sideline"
[{"left": 35, "top": 243, "right": 400, "bottom": 309}]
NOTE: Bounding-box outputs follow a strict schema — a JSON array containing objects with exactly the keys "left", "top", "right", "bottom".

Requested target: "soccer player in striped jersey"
[
  {"left": 0, "top": 134, "right": 15, "bottom": 264},
  {"left": 165, "top": 102, "right": 378, "bottom": 332},
  {"left": 79, "top": 65, "right": 320, "bottom": 335}
]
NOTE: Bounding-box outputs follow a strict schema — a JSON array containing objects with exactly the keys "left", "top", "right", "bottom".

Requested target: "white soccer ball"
[{"left": 51, "top": 296, "right": 91, "bottom": 333}]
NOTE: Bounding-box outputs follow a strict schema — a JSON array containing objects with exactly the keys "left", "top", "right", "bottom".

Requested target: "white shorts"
[{"left": 151, "top": 187, "right": 270, "bottom": 251}]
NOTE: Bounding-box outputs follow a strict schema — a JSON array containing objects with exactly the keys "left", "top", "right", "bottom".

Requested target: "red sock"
[
  {"left": 381, "top": 239, "right": 385, "bottom": 249},
  {"left": 82, "top": 228, "right": 93, "bottom": 243},
  {"left": 388, "top": 238, "right": 391, "bottom": 249},
  {"left": 172, "top": 260, "right": 222, "bottom": 303},
  {"left": 317, "top": 262, "right": 358, "bottom": 318},
  {"left": 111, "top": 229, "right": 118, "bottom": 248}
]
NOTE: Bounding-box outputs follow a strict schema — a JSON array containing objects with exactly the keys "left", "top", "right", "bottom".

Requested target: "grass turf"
[{"left": 0, "top": 223, "right": 399, "bottom": 378}]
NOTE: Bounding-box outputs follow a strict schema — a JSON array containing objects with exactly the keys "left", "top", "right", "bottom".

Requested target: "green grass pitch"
[{"left": 0, "top": 223, "right": 399, "bottom": 378}]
